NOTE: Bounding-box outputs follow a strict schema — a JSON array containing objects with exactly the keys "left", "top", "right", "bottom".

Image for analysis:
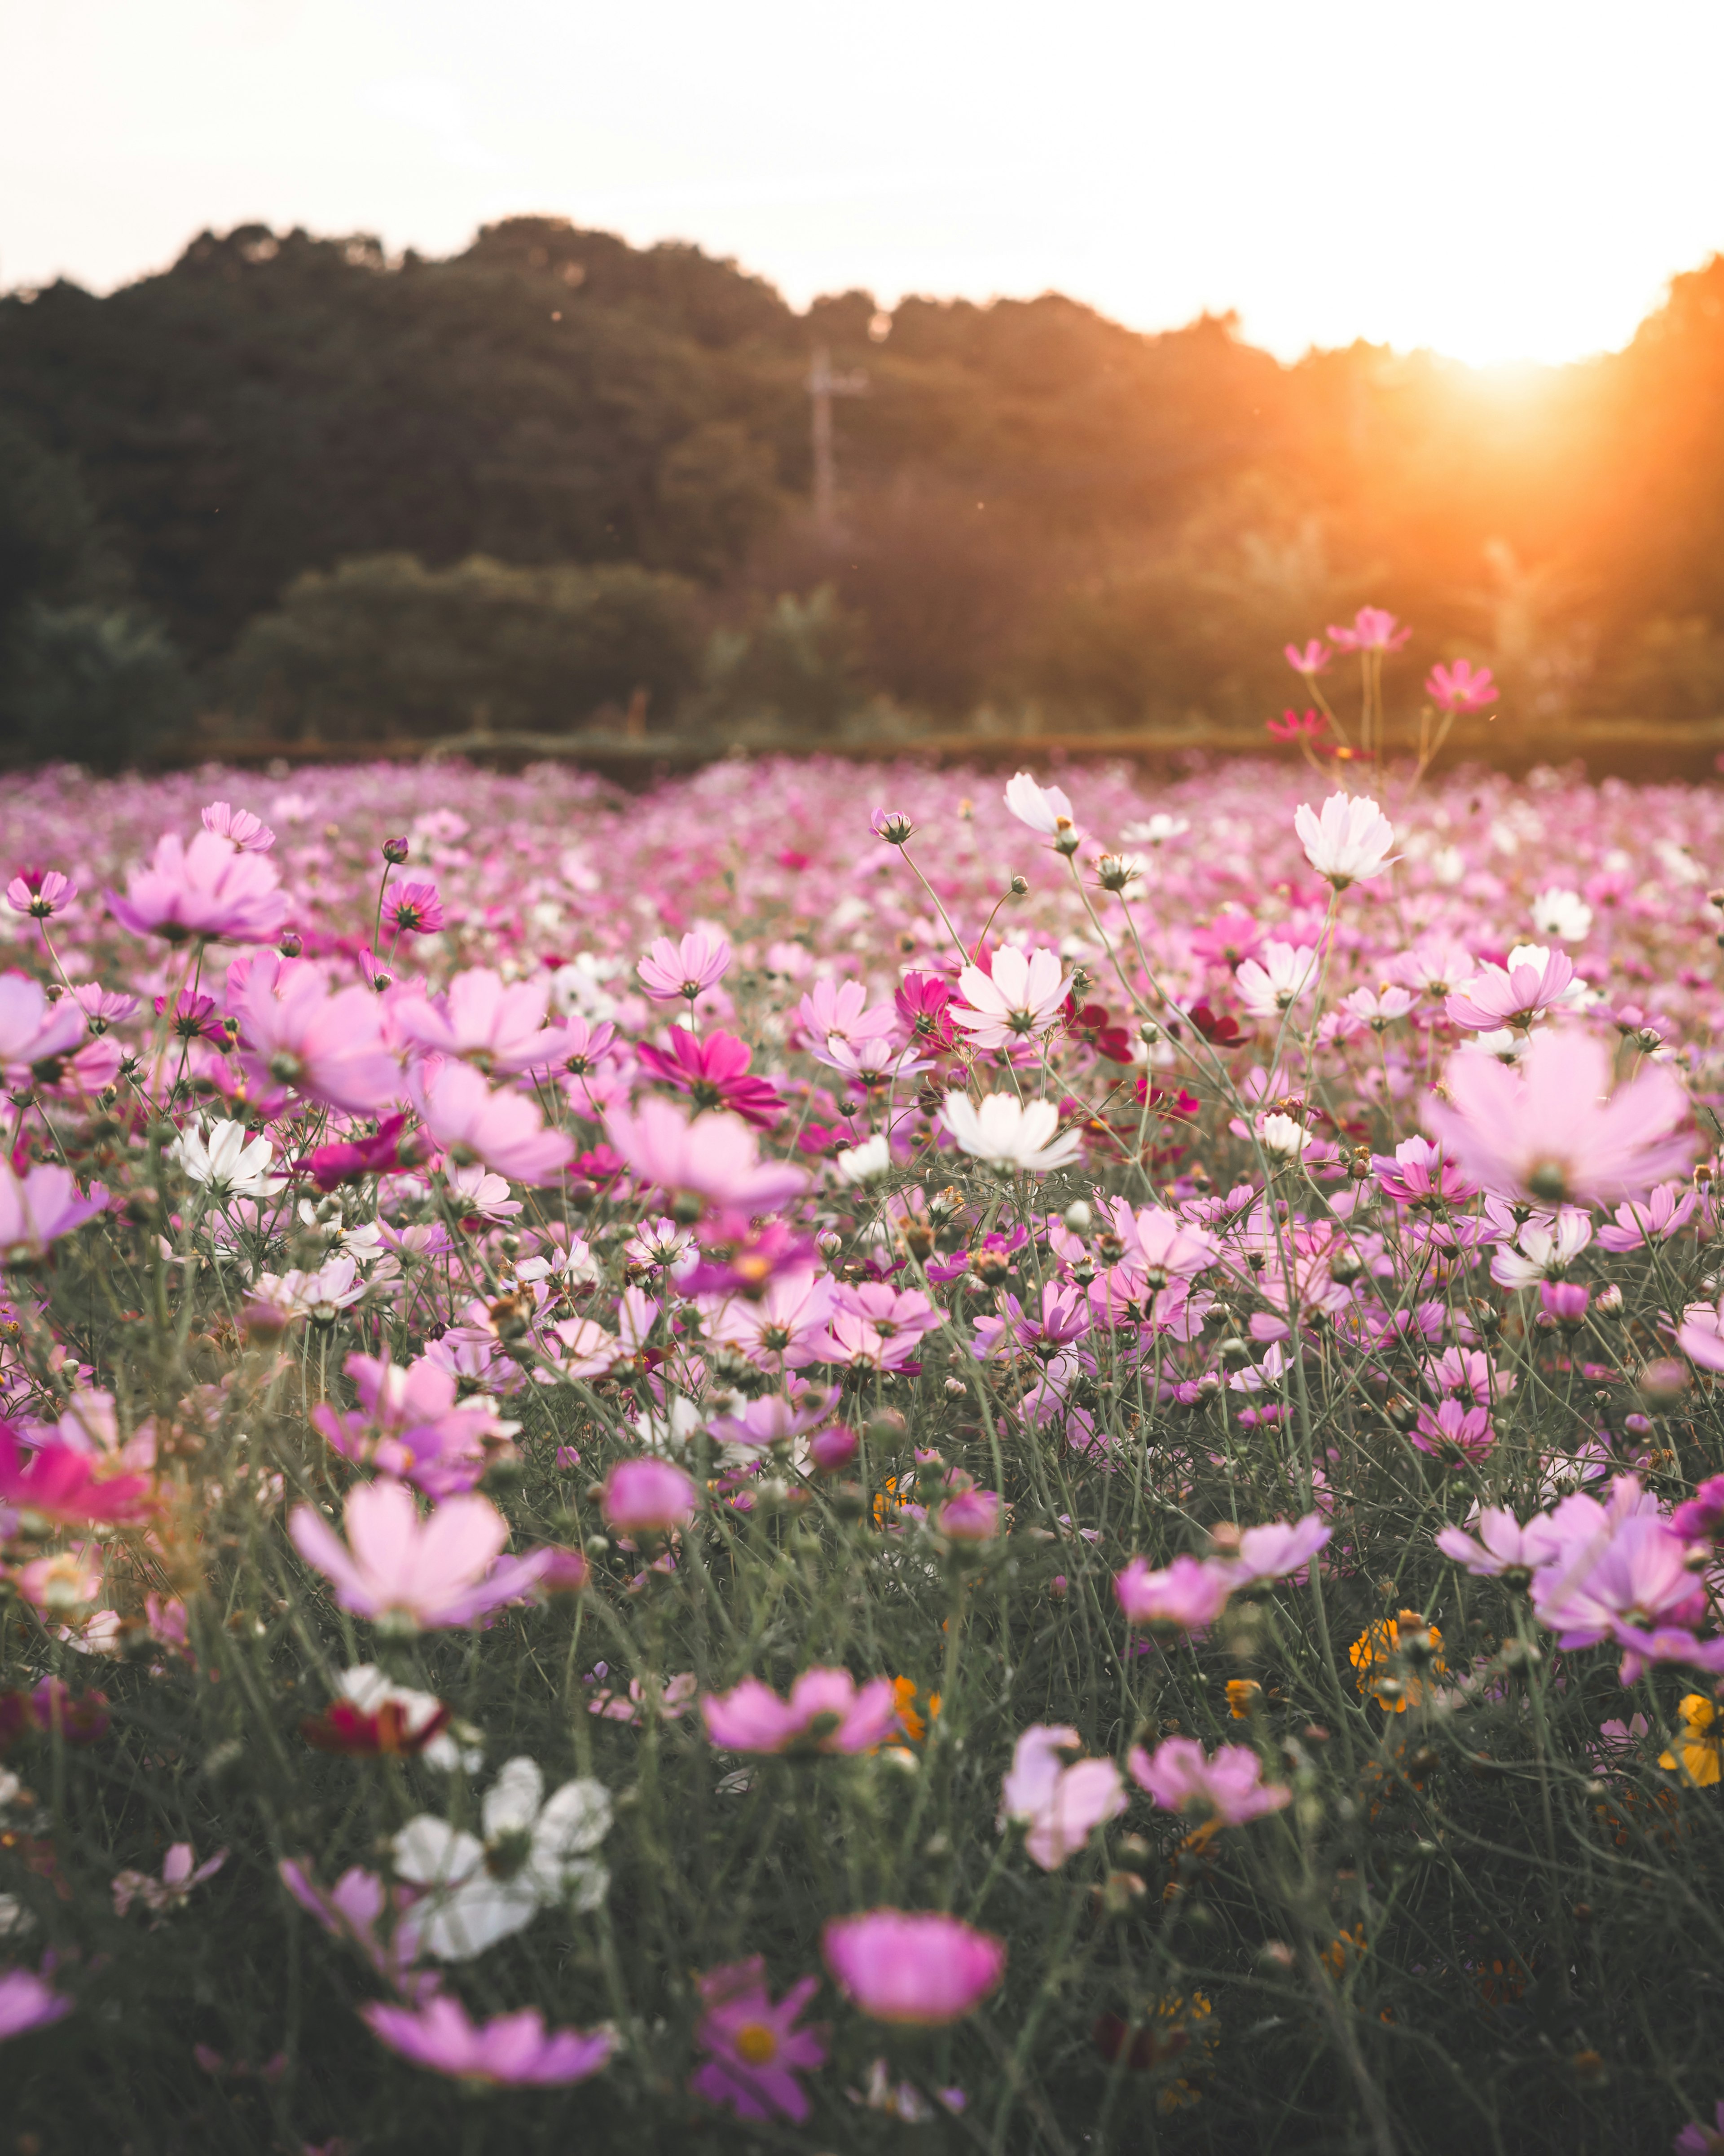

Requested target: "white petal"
[
  {"left": 532, "top": 1777, "right": 613, "bottom": 1862},
  {"left": 481, "top": 1755, "right": 545, "bottom": 1839},
  {"left": 391, "top": 1817, "right": 484, "bottom": 1888},
  {"left": 420, "top": 1878, "right": 539, "bottom": 1960}
]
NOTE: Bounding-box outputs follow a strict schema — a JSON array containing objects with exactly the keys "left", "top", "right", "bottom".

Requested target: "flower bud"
[
  {"left": 277, "top": 930, "right": 303, "bottom": 958},
  {"left": 382, "top": 837, "right": 410, "bottom": 865}
]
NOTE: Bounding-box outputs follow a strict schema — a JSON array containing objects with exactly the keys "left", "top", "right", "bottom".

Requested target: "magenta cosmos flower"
[
  {"left": 1127, "top": 1736, "right": 1290, "bottom": 1826},
  {"left": 601, "top": 1455, "right": 699, "bottom": 1534},
  {"left": 413, "top": 1059, "right": 573, "bottom": 1185},
  {"left": 636, "top": 1028, "right": 783, "bottom": 1129},
  {"left": 0, "top": 1965, "right": 74, "bottom": 2042},
  {"left": 638, "top": 930, "right": 731, "bottom": 1001},
  {"left": 937, "top": 1487, "right": 1002, "bottom": 1541},
  {"left": 1293, "top": 792, "right": 1396, "bottom": 889},
  {"left": 822, "top": 1910, "right": 1006, "bottom": 2025},
  {"left": 1424, "top": 1028, "right": 1691, "bottom": 1207},
  {"left": 1327, "top": 604, "right": 1409, "bottom": 653},
  {"left": 999, "top": 1724, "right": 1126, "bottom": 1869},
  {"left": 362, "top": 1995, "right": 614, "bottom": 2086},
  {"left": 382, "top": 881, "right": 444, "bottom": 936},
  {"left": 1674, "top": 2098, "right": 1724, "bottom": 2155},
  {"left": 288, "top": 1479, "right": 554, "bottom": 1630},
  {"left": 6, "top": 869, "right": 76, "bottom": 919},
  {"left": 0, "top": 1160, "right": 106, "bottom": 1265},
  {"left": 1114, "top": 1552, "right": 1234, "bottom": 1630},
  {"left": 0, "top": 1428, "right": 153, "bottom": 1528},
  {"left": 605, "top": 1097, "right": 808, "bottom": 1215},
  {"left": 701, "top": 1667, "right": 900, "bottom": 1754},
  {"left": 235, "top": 956, "right": 401, "bottom": 1115},
  {"left": 202, "top": 800, "right": 275, "bottom": 851},
  {"left": 690, "top": 1956, "right": 828, "bottom": 2124},
  {"left": 107, "top": 829, "right": 286, "bottom": 944}
]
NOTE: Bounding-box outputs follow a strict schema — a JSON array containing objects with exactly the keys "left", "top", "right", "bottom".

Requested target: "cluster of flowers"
[{"left": 0, "top": 699, "right": 1722, "bottom": 2148}]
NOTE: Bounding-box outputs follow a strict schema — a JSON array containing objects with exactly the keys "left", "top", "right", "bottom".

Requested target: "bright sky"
[{"left": 5, "top": 0, "right": 1724, "bottom": 366}]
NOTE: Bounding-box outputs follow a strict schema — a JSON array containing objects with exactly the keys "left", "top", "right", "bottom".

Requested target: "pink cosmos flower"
[
  {"left": 1425, "top": 1029, "right": 1691, "bottom": 1206},
  {"left": 699, "top": 1265, "right": 837, "bottom": 1372},
  {"left": 638, "top": 931, "right": 731, "bottom": 1001},
  {"left": 0, "top": 1160, "right": 106, "bottom": 1263},
  {"left": 6, "top": 869, "right": 76, "bottom": 919},
  {"left": 951, "top": 946, "right": 1072, "bottom": 1050},
  {"left": 896, "top": 971, "right": 957, "bottom": 1049},
  {"left": 362, "top": 1996, "right": 614, "bottom": 2086},
  {"left": 0, "top": 1427, "right": 153, "bottom": 1527},
  {"left": 0, "top": 1966, "right": 74, "bottom": 2041},
  {"left": 70, "top": 981, "right": 140, "bottom": 1033},
  {"left": 0, "top": 973, "right": 90, "bottom": 1080},
  {"left": 636, "top": 1029, "right": 783, "bottom": 1129},
  {"left": 1597, "top": 1180, "right": 1697, "bottom": 1252},
  {"left": 1671, "top": 1474, "right": 1724, "bottom": 1542},
  {"left": 397, "top": 969, "right": 552, "bottom": 1075},
  {"left": 820, "top": 1281, "right": 944, "bottom": 1371},
  {"left": 312, "top": 1352, "right": 513, "bottom": 1499},
  {"left": 1445, "top": 944, "right": 1586, "bottom": 1032},
  {"left": 302, "top": 1112, "right": 421, "bottom": 1192},
  {"left": 1412, "top": 1399, "right": 1495, "bottom": 1462},
  {"left": 1293, "top": 792, "right": 1397, "bottom": 889},
  {"left": 112, "top": 1840, "right": 227, "bottom": 1917},
  {"left": 1226, "top": 1513, "right": 1332, "bottom": 1583},
  {"left": 822, "top": 1910, "right": 1006, "bottom": 2025},
  {"left": 606, "top": 1098, "right": 808, "bottom": 1216},
  {"left": 999, "top": 1724, "right": 1126, "bottom": 1869},
  {"left": 235, "top": 956, "right": 401, "bottom": 1115},
  {"left": 383, "top": 882, "right": 444, "bottom": 936},
  {"left": 107, "top": 829, "right": 286, "bottom": 944},
  {"left": 1114, "top": 1553, "right": 1234, "bottom": 1630},
  {"left": 1003, "top": 771, "right": 1080, "bottom": 845},
  {"left": 690, "top": 1957, "right": 828, "bottom": 2125},
  {"left": 1119, "top": 1204, "right": 1220, "bottom": 1284},
  {"left": 202, "top": 801, "right": 275, "bottom": 852},
  {"left": 1439, "top": 1510, "right": 1535, "bottom": 1580},
  {"left": 1674, "top": 2098, "right": 1724, "bottom": 2156},
  {"left": 1425, "top": 658, "right": 1498, "bottom": 715},
  {"left": 1328, "top": 606, "right": 1410, "bottom": 654},
  {"left": 1611, "top": 1625, "right": 1724, "bottom": 1685},
  {"left": 1127, "top": 1737, "right": 1291, "bottom": 1825},
  {"left": 601, "top": 1456, "right": 699, "bottom": 1534},
  {"left": 700, "top": 1667, "right": 900, "bottom": 1754},
  {"left": 938, "top": 1487, "right": 1003, "bottom": 1540},
  {"left": 794, "top": 976, "right": 897, "bottom": 1059},
  {"left": 277, "top": 1860, "right": 428, "bottom": 1994},
  {"left": 288, "top": 1479, "right": 555, "bottom": 1629},
  {"left": 413, "top": 1060, "right": 572, "bottom": 1185},
  {"left": 1531, "top": 1512, "right": 1704, "bottom": 1649},
  {"left": 1284, "top": 639, "right": 1331, "bottom": 676},
  {"left": 1235, "top": 940, "right": 1319, "bottom": 1019},
  {"left": 1373, "top": 1137, "right": 1478, "bottom": 1208}
]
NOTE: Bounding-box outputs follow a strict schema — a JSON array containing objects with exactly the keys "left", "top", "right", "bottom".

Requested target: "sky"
[{"left": 5, "top": 0, "right": 1724, "bottom": 366}]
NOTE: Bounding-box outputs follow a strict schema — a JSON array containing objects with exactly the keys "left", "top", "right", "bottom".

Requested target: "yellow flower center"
[{"left": 734, "top": 2022, "right": 778, "bottom": 2066}]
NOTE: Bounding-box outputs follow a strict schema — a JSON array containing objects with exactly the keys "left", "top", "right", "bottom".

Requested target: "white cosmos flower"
[
  {"left": 836, "top": 1133, "right": 893, "bottom": 1185},
  {"left": 1003, "top": 772, "right": 1080, "bottom": 846},
  {"left": 950, "top": 947, "right": 1071, "bottom": 1051},
  {"left": 1293, "top": 793, "right": 1397, "bottom": 888},
  {"left": 1257, "top": 1112, "right": 1311, "bottom": 1160},
  {"left": 171, "top": 1119, "right": 284, "bottom": 1199},
  {"left": 391, "top": 1755, "right": 611, "bottom": 1961},
  {"left": 941, "top": 1092, "right": 1082, "bottom": 1174},
  {"left": 1121, "top": 814, "right": 1189, "bottom": 847},
  {"left": 1235, "top": 940, "right": 1321, "bottom": 1019},
  {"left": 1530, "top": 887, "right": 1594, "bottom": 943}
]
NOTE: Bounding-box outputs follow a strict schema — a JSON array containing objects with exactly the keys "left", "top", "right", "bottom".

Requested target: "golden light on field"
[{"left": 5, "top": 0, "right": 1724, "bottom": 366}]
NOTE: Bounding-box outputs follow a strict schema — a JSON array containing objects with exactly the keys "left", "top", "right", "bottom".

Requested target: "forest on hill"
[{"left": 6, "top": 212, "right": 1724, "bottom": 764}]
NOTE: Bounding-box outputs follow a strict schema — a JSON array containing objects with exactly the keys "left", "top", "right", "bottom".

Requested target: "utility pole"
[{"left": 806, "top": 344, "right": 867, "bottom": 531}]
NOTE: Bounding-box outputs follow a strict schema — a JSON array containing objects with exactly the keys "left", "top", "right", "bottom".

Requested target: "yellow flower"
[
  {"left": 1659, "top": 1693, "right": 1722, "bottom": 1788},
  {"left": 1226, "top": 1679, "right": 1262, "bottom": 1719}
]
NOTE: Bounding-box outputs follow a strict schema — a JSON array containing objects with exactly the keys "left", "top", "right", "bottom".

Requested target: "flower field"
[{"left": 2, "top": 736, "right": 1724, "bottom": 2154}]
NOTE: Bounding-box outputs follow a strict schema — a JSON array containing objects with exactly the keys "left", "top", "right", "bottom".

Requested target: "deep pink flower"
[
  {"left": 6, "top": 869, "right": 76, "bottom": 919},
  {"left": 1412, "top": 1399, "right": 1495, "bottom": 1462},
  {"left": 1114, "top": 1553, "right": 1234, "bottom": 1630},
  {"left": 1425, "top": 1029, "right": 1691, "bottom": 1205},
  {"left": 636, "top": 1029, "right": 783, "bottom": 1129},
  {"left": 690, "top": 1957, "right": 828, "bottom": 2124},
  {"left": 1127, "top": 1736, "right": 1291, "bottom": 1825},
  {"left": 1674, "top": 2098, "right": 1724, "bottom": 2156},
  {"left": 1597, "top": 1180, "right": 1697, "bottom": 1252},
  {"left": 700, "top": 1667, "right": 900, "bottom": 1754},
  {"left": 362, "top": 1995, "right": 614, "bottom": 2086},
  {"left": 937, "top": 1487, "right": 1002, "bottom": 1540},
  {"left": 312, "top": 1351, "right": 512, "bottom": 1499},
  {"left": 606, "top": 1098, "right": 807, "bottom": 1216},
  {"left": 1373, "top": 1136, "right": 1478, "bottom": 1208},
  {"left": 822, "top": 1910, "right": 1006, "bottom": 2025},
  {"left": 301, "top": 1112, "right": 422, "bottom": 1192},
  {"left": 0, "top": 1965, "right": 74, "bottom": 2041},
  {"left": 1328, "top": 606, "right": 1410, "bottom": 654},
  {"left": 895, "top": 971, "right": 957, "bottom": 1050},
  {"left": 0, "top": 1426, "right": 153, "bottom": 1527},
  {"left": 638, "top": 931, "right": 731, "bottom": 1001},
  {"left": 235, "top": 955, "right": 401, "bottom": 1114},
  {"left": 601, "top": 1456, "right": 699, "bottom": 1534},
  {"left": 383, "top": 882, "right": 444, "bottom": 936},
  {"left": 413, "top": 1059, "right": 572, "bottom": 1185},
  {"left": 108, "top": 829, "right": 286, "bottom": 944},
  {"left": 288, "top": 1479, "right": 555, "bottom": 1630},
  {"left": 1671, "top": 1474, "right": 1724, "bottom": 1542},
  {"left": 1426, "top": 658, "right": 1498, "bottom": 714},
  {"left": 999, "top": 1724, "right": 1126, "bottom": 1868}
]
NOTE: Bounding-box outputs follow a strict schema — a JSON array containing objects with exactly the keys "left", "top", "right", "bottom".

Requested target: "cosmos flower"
[
  {"left": 107, "top": 829, "right": 286, "bottom": 945},
  {"left": 606, "top": 1098, "right": 808, "bottom": 1216},
  {"left": 1425, "top": 658, "right": 1497, "bottom": 714},
  {"left": 170, "top": 1119, "right": 284, "bottom": 1200},
  {"left": 6, "top": 869, "right": 76, "bottom": 919},
  {"left": 0, "top": 1966, "right": 74, "bottom": 2042},
  {"left": 0, "top": 1160, "right": 106, "bottom": 1264},
  {"left": 940, "top": 1093, "right": 1082, "bottom": 1174},
  {"left": 235, "top": 956, "right": 401, "bottom": 1115},
  {"left": 689, "top": 1957, "right": 828, "bottom": 2125},
  {"left": 636, "top": 1028, "right": 783, "bottom": 1129},
  {"left": 822, "top": 1910, "right": 1006, "bottom": 2025},
  {"left": 1114, "top": 1553, "right": 1235, "bottom": 1630},
  {"left": 1327, "top": 606, "right": 1410, "bottom": 653},
  {"left": 363, "top": 1996, "right": 614, "bottom": 2086},
  {"left": 701, "top": 1668, "right": 901, "bottom": 1754},
  {"left": 287, "top": 1479, "right": 557, "bottom": 1630},
  {"left": 1003, "top": 771, "right": 1080, "bottom": 845},
  {"left": 600, "top": 1456, "right": 699, "bottom": 1534},
  {"left": 638, "top": 931, "right": 731, "bottom": 1001},
  {"left": 413, "top": 1059, "right": 573, "bottom": 1185},
  {"left": 1293, "top": 793, "right": 1397, "bottom": 889},
  {"left": 999, "top": 1724, "right": 1126, "bottom": 1869},
  {"left": 1235, "top": 940, "right": 1320, "bottom": 1018},
  {"left": 1127, "top": 1737, "right": 1291, "bottom": 1826}
]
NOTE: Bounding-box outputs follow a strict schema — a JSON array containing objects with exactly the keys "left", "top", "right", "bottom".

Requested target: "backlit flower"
[
  {"left": 951, "top": 946, "right": 1072, "bottom": 1050},
  {"left": 638, "top": 931, "right": 731, "bottom": 1001},
  {"left": 1425, "top": 658, "right": 1497, "bottom": 714},
  {"left": 1294, "top": 792, "right": 1397, "bottom": 889},
  {"left": 1328, "top": 606, "right": 1410, "bottom": 654},
  {"left": 1003, "top": 771, "right": 1080, "bottom": 847}
]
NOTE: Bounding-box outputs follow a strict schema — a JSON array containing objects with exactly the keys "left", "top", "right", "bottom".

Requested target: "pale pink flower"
[
  {"left": 235, "top": 956, "right": 400, "bottom": 1114},
  {"left": 601, "top": 1456, "right": 699, "bottom": 1534},
  {"left": 1425, "top": 1029, "right": 1691, "bottom": 1206},
  {"left": 1119, "top": 1204, "right": 1220, "bottom": 1284},
  {"left": 1235, "top": 940, "right": 1320, "bottom": 1018},
  {"left": 638, "top": 931, "right": 731, "bottom": 1001},
  {"left": 1293, "top": 792, "right": 1397, "bottom": 889},
  {"left": 0, "top": 1966, "right": 74, "bottom": 2041},
  {"left": 701, "top": 1667, "right": 900, "bottom": 1754},
  {"left": 362, "top": 1996, "right": 613, "bottom": 2086},
  {"left": 794, "top": 976, "right": 896, "bottom": 1057},
  {"left": 0, "top": 972, "right": 89, "bottom": 1078},
  {"left": 1678, "top": 1293, "right": 1724, "bottom": 1372},
  {"left": 951, "top": 947, "right": 1072, "bottom": 1050},
  {"left": 1445, "top": 944, "right": 1587, "bottom": 1032},
  {"left": 999, "top": 1724, "right": 1126, "bottom": 1868},
  {"left": 819, "top": 1281, "right": 944, "bottom": 1371},
  {"left": 107, "top": 829, "right": 286, "bottom": 944},
  {"left": 1328, "top": 605, "right": 1410, "bottom": 653},
  {"left": 699, "top": 1267, "right": 838, "bottom": 1371},
  {"left": 1127, "top": 1736, "right": 1290, "bottom": 1825},
  {"left": 1487, "top": 1206, "right": 1593, "bottom": 1291},
  {"left": 6, "top": 869, "right": 76, "bottom": 919},
  {"left": 1597, "top": 1180, "right": 1697, "bottom": 1252},
  {"left": 1412, "top": 1399, "right": 1495, "bottom": 1461},
  {"left": 1436, "top": 1506, "right": 1542, "bottom": 1577},
  {"left": 1226, "top": 1513, "right": 1332, "bottom": 1584},
  {"left": 1531, "top": 1513, "right": 1704, "bottom": 1649},
  {"left": 1003, "top": 771, "right": 1079, "bottom": 844},
  {"left": 396, "top": 969, "right": 554, "bottom": 1076},
  {"left": 413, "top": 1060, "right": 573, "bottom": 1185},
  {"left": 288, "top": 1479, "right": 554, "bottom": 1629},
  {"left": 1341, "top": 983, "right": 1415, "bottom": 1030},
  {"left": 606, "top": 1098, "right": 808, "bottom": 1215},
  {"left": 822, "top": 1910, "right": 1006, "bottom": 2025},
  {"left": 201, "top": 801, "right": 276, "bottom": 852},
  {"left": 1284, "top": 639, "right": 1331, "bottom": 676},
  {"left": 1113, "top": 1553, "right": 1234, "bottom": 1630}
]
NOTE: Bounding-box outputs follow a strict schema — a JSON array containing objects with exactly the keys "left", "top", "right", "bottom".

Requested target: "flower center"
[{"left": 733, "top": 2022, "right": 778, "bottom": 2067}]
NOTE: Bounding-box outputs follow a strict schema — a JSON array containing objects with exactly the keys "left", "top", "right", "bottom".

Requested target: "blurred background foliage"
[{"left": 9, "top": 213, "right": 1724, "bottom": 763}]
